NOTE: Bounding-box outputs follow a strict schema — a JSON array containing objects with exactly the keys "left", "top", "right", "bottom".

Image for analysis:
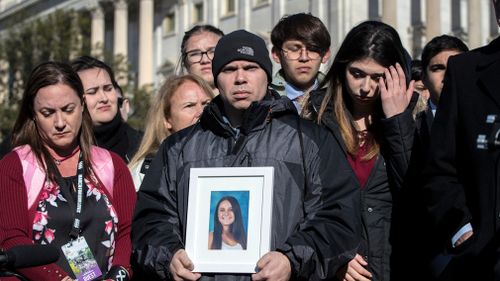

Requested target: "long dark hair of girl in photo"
[{"left": 210, "top": 196, "right": 247, "bottom": 250}]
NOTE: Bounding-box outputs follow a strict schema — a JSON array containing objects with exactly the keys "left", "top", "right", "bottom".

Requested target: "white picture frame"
[{"left": 185, "top": 167, "right": 274, "bottom": 273}]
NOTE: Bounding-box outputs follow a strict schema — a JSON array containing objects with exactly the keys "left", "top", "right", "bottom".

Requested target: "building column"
[
  {"left": 138, "top": 0, "right": 154, "bottom": 88},
  {"left": 237, "top": 0, "right": 249, "bottom": 29},
  {"left": 210, "top": 0, "right": 219, "bottom": 26},
  {"left": 114, "top": 0, "right": 128, "bottom": 59},
  {"left": 271, "top": 0, "right": 285, "bottom": 27},
  {"left": 490, "top": 2, "right": 500, "bottom": 40},
  {"left": 0, "top": 59, "right": 8, "bottom": 104},
  {"left": 468, "top": 0, "right": 482, "bottom": 48},
  {"left": 69, "top": 14, "right": 82, "bottom": 60},
  {"left": 114, "top": 0, "right": 129, "bottom": 87},
  {"left": 382, "top": 0, "right": 397, "bottom": 28},
  {"left": 91, "top": 4, "right": 105, "bottom": 58},
  {"left": 426, "top": 0, "right": 441, "bottom": 41},
  {"left": 352, "top": 0, "right": 369, "bottom": 26},
  {"left": 316, "top": 0, "right": 329, "bottom": 25},
  {"left": 180, "top": 0, "right": 189, "bottom": 35}
]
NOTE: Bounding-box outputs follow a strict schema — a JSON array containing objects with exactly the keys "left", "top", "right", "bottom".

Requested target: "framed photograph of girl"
[{"left": 185, "top": 167, "right": 274, "bottom": 273}]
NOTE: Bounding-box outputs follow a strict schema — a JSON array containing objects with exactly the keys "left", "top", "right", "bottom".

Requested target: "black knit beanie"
[{"left": 212, "top": 29, "right": 272, "bottom": 87}]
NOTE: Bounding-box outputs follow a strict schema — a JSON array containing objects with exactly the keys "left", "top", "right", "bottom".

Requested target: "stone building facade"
[{"left": 0, "top": 0, "right": 498, "bottom": 91}]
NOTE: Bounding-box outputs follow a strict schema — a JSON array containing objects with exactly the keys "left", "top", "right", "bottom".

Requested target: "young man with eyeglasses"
[{"left": 271, "top": 13, "right": 331, "bottom": 112}]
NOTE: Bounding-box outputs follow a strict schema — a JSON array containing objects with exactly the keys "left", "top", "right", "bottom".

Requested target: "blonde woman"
[{"left": 128, "top": 74, "right": 214, "bottom": 190}]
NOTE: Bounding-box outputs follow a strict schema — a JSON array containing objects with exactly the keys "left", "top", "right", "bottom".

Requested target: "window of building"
[
  {"left": 253, "top": 0, "right": 269, "bottom": 6},
  {"left": 222, "top": 0, "right": 235, "bottom": 15},
  {"left": 193, "top": 2, "right": 204, "bottom": 23},
  {"left": 254, "top": 0, "right": 268, "bottom": 6},
  {"left": 163, "top": 13, "right": 175, "bottom": 35}
]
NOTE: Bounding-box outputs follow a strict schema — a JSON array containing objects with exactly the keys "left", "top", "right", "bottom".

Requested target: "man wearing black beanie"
[
  {"left": 211, "top": 29, "right": 273, "bottom": 87},
  {"left": 133, "top": 29, "right": 361, "bottom": 281}
]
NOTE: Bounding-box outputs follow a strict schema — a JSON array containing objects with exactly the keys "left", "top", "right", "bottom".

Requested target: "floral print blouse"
[{"left": 32, "top": 174, "right": 118, "bottom": 279}]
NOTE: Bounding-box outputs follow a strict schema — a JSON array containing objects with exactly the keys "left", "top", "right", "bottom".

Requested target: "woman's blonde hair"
[{"left": 128, "top": 74, "right": 214, "bottom": 169}]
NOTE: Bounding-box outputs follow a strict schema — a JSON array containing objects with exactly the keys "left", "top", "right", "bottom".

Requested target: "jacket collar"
[
  {"left": 308, "top": 89, "right": 348, "bottom": 154},
  {"left": 477, "top": 36, "right": 500, "bottom": 110},
  {"left": 271, "top": 69, "right": 327, "bottom": 93},
  {"left": 200, "top": 89, "right": 296, "bottom": 137}
]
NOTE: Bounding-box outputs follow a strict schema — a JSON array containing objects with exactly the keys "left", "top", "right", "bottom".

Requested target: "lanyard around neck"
[{"left": 54, "top": 151, "right": 85, "bottom": 240}]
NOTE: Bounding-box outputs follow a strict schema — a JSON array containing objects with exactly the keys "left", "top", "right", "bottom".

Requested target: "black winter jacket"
[
  {"left": 308, "top": 90, "right": 416, "bottom": 281},
  {"left": 132, "top": 92, "right": 361, "bottom": 280}
]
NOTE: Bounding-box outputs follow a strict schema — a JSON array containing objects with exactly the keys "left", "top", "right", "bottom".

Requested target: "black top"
[
  {"left": 33, "top": 176, "right": 118, "bottom": 278},
  {"left": 93, "top": 112, "right": 143, "bottom": 163}
]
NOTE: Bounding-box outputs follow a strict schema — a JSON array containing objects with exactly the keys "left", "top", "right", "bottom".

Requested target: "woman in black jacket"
[
  {"left": 304, "top": 21, "right": 418, "bottom": 281},
  {"left": 71, "top": 56, "right": 142, "bottom": 163}
]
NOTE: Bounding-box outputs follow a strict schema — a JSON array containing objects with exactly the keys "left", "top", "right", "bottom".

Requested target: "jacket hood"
[{"left": 200, "top": 89, "right": 297, "bottom": 137}]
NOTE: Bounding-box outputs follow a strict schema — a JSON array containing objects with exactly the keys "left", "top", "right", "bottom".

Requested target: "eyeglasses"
[
  {"left": 185, "top": 47, "right": 216, "bottom": 63},
  {"left": 280, "top": 47, "right": 322, "bottom": 60}
]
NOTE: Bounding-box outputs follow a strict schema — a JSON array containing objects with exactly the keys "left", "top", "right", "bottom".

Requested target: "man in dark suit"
[
  {"left": 398, "top": 35, "right": 469, "bottom": 281},
  {"left": 423, "top": 1, "right": 500, "bottom": 280}
]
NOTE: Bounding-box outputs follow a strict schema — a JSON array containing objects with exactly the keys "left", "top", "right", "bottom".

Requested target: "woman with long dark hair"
[
  {"left": 209, "top": 196, "right": 247, "bottom": 250},
  {"left": 0, "top": 61, "right": 136, "bottom": 281},
  {"left": 304, "top": 21, "right": 418, "bottom": 281},
  {"left": 71, "top": 56, "right": 143, "bottom": 164}
]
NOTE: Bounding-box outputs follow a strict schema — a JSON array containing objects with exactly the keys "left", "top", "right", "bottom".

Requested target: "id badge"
[{"left": 61, "top": 236, "right": 103, "bottom": 281}]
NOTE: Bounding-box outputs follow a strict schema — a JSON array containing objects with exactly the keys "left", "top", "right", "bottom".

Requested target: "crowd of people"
[{"left": 1, "top": 1, "right": 500, "bottom": 280}]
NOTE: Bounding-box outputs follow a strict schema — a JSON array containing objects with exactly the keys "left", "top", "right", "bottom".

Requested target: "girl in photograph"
[{"left": 208, "top": 196, "right": 247, "bottom": 250}]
